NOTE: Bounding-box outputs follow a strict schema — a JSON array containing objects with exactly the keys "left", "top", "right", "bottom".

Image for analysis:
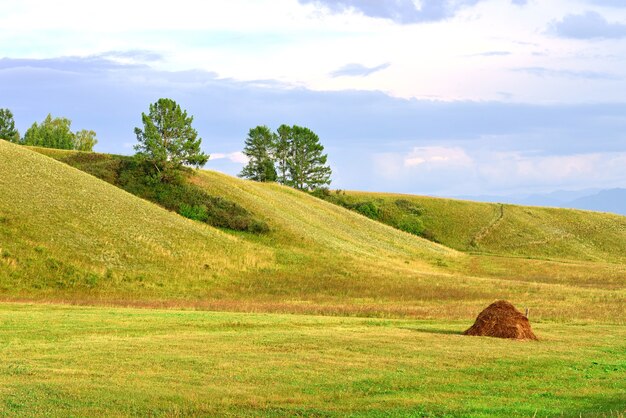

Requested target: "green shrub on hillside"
[
  {"left": 396, "top": 216, "right": 425, "bottom": 235},
  {"left": 354, "top": 201, "right": 380, "bottom": 219},
  {"left": 179, "top": 204, "right": 209, "bottom": 222}
]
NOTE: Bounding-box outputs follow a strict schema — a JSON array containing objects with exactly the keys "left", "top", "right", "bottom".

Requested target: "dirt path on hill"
[{"left": 470, "top": 203, "right": 504, "bottom": 248}]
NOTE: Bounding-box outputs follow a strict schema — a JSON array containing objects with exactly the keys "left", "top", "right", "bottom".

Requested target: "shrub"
[
  {"left": 394, "top": 199, "right": 423, "bottom": 215},
  {"left": 395, "top": 216, "right": 425, "bottom": 235},
  {"left": 179, "top": 204, "right": 209, "bottom": 222},
  {"left": 354, "top": 201, "right": 380, "bottom": 220},
  {"left": 310, "top": 188, "right": 331, "bottom": 199}
]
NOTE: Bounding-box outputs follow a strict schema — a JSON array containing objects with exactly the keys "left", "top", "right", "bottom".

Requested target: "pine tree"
[
  {"left": 286, "top": 125, "right": 332, "bottom": 190},
  {"left": 239, "top": 125, "right": 277, "bottom": 182},
  {"left": 0, "top": 108, "right": 20, "bottom": 143},
  {"left": 134, "top": 98, "right": 208, "bottom": 179}
]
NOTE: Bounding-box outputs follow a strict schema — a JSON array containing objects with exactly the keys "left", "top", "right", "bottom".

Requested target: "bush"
[
  {"left": 394, "top": 199, "right": 423, "bottom": 215},
  {"left": 310, "top": 188, "right": 331, "bottom": 199},
  {"left": 354, "top": 201, "right": 379, "bottom": 220},
  {"left": 395, "top": 216, "right": 425, "bottom": 235},
  {"left": 179, "top": 204, "right": 209, "bottom": 222}
]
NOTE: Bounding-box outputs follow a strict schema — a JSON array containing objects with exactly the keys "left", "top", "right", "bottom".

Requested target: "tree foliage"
[
  {"left": 239, "top": 124, "right": 332, "bottom": 190},
  {"left": 74, "top": 129, "right": 98, "bottom": 152},
  {"left": 134, "top": 98, "right": 208, "bottom": 179},
  {"left": 275, "top": 124, "right": 292, "bottom": 185},
  {"left": 285, "top": 125, "right": 332, "bottom": 190},
  {"left": 21, "top": 114, "right": 97, "bottom": 151},
  {"left": 239, "top": 126, "right": 277, "bottom": 182},
  {"left": 0, "top": 108, "right": 20, "bottom": 143}
]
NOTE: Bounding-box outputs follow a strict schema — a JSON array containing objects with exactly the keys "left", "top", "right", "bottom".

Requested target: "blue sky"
[{"left": 1, "top": 0, "right": 626, "bottom": 195}]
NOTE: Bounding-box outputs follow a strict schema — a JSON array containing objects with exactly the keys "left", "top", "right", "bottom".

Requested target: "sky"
[{"left": 1, "top": 0, "right": 626, "bottom": 196}]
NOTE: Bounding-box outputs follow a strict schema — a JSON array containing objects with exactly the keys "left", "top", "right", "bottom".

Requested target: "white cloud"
[
  {"left": 4, "top": 0, "right": 626, "bottom": 102},
  {"left": 210, "top": 151, "right": 249, "bottom": 164},
  {"left": 477, "top": 152, "right": 626, "bottom": 190},
  {"left": 403, "top": 146, "right": 473, "bottom": 168},
  {"left": 374, "top": 147, "right": 626, "bottom": 195}
]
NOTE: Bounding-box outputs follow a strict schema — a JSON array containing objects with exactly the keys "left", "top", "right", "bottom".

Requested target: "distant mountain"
[
  {"left": 517, "top": 189, "right": 601, "bottom": 207},
  {"left": 452, "top": 188, "right": 625, "bottom": 216},
  {"left": 562, "top": 188, "right": 626, "bottom": 216}
]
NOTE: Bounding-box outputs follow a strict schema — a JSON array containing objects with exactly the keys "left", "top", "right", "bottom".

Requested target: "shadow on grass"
[{"left": 400, "top": 327, "right": 463, "bottom": 335}]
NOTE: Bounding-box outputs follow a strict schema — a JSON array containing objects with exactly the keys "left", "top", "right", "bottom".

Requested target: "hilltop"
[{"left": 0, "top": 142, "right": 624, "bottom": 321}]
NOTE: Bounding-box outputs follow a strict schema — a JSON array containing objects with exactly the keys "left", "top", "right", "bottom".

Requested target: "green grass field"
[
  {"left": 1, "top": 141, "right": 625, "bottom": 416},
  {"left": 1, "top": 303, "right": 624, "bottom": 417}
]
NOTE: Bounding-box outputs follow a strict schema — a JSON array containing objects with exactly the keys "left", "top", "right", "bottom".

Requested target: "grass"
[
  {"left": 0, "top": 303, "right": 624, "bottom": 417},
  {"left": 329, "top": 191, "right": 626, "bottom": 263},
  {"left": 1, "top": 142, "right": 625, "bottom": 416},
  {"left": 0, "top": 141, "right": 623, "bottom": 322}
]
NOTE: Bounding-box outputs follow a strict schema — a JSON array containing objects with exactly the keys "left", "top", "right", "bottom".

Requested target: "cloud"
[
  {"left": 550, "top": 11, "right": 626, "bottom": 39},
  {"left": 98, "top": 50, "right": 163, "bottom": 62},
  {"left": 300, "top": 0, "right": 527, "bottom": 23},
  {"left": 588, "top": 0, "right": 626, "bottom": 7},
  {"left": 2, "top": 54, "right": 626, "bottom": 194},
  {"left": 513, "top": 67, "right": 620, "bottom": 80},
  {"left": 210, "top": 151, "right": 249, "bottom": 164},
  {"left": 330, "top": 62, "right": 390, "bottom": 78},
  {"left": 403, "top": 147, "right": 472, "bottom": 168},
  {"left": 0, "top": 55, "right": 149, "bottom": 73},
  {"left": 476, "top": 151, "right": 626, "bottom": 192},
  {"left": 375, "top": 148, "right": 626, "bottom": 195},
  {"left": 299, "top": 0, "right": 481, "bottom": 24},
  {"left": 470, "top": 51, "right": 511, "bottom": 57}
]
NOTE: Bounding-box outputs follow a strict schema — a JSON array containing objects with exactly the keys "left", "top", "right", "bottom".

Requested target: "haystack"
[{"left": 463, "top": 300, "right": 537, "bottom": 340}]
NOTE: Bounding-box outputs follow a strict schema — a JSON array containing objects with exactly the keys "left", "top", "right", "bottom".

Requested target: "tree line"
[
  {"left": 0, "top": 109, "right": 97, "bottom": 151},
  {"left": 1, "top": 99, "right": 332, "bottom": 190}
]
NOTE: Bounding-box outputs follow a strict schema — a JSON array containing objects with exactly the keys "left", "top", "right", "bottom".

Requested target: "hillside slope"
[
  {"left": 331, "top": 191, "right": 626, "bottom": 263},
  {"left": 0, "top": 140, "right": 273, "bottom": 299},
  {"left": 2, "top": 142, "right": 464, "bottom": 315},
  {"left": 3, "top": 143, "right": 624, "bottom": 321}
]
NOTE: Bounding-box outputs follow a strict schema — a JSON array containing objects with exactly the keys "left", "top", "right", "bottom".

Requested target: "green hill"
[
  {"left": 319, "top": 190, "right": 626, "bottom": 263},
  {"left": 1, "top": 141, "right": 624, "bottom": 322}
]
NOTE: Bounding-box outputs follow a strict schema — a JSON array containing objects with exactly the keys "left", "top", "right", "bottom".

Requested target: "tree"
[
  {"left": 23, "top": 114, "right": 75, "bottom": 149},
  {"left": 74, "top": 129, "right": 98, "bottom": 151},
  {"left": 286, "top": 125, "right": 332, "bottom": 190},
  {"left": 0, "top": 108, "right": 20, "bottom": 143},
  {"left": 239, "top": 125, "right": 277, "bottom": 182},
  {"left": 134, "top": 98, "right": 208, "bottom": 178},
  {"left": 274, "top": 124, "right": 292, "bottom": 185}
]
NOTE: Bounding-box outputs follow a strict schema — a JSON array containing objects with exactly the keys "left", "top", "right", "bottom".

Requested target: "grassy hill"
[
  {"left": 320, "top": 190, "right": 626, "bottom": 263},
  {"left": 1, "top": 141, "right": 461, "bottom": 315},
  {"left": 1, "top": 141, "right": 624, "bottom": 322}
]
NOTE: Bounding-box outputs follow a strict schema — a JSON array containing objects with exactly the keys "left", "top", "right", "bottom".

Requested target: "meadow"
[
  {"left": 0, "top": 141, "right": 625, "bottom": 416},
  {"left": 0, "top": 303, "right": 624, "bottom": 417}
]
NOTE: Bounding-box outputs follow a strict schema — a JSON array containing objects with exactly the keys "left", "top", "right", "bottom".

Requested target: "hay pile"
[{"left": 464, "top": 300, "right": 537, "bottom": 340}]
